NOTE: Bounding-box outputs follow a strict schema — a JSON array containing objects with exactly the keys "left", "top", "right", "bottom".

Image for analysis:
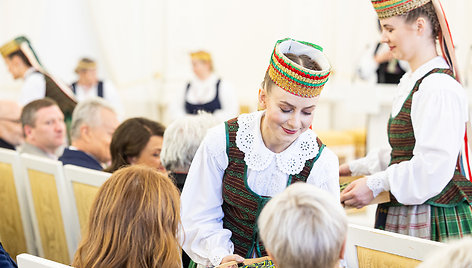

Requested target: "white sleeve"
[
  {"left": 103, "top": 81, "right": 124, "bottom": 120},
  {"left": 349, "top": 147, "right": 391, "bottom": 176},
  {"left": 213, "top": 80, "right": 239, "bottom": 121},
  {"left": 19, "top": 73, "right": 46, "bottom": 106},
  {"left": 366, "top": 75, "right": 467, "bottom": 204},
  {"left": 307, "top": 146, "right": 340, "bottom": 201},
  {"left": 180, "top": 124, "right": 233, "bottom": 267}
]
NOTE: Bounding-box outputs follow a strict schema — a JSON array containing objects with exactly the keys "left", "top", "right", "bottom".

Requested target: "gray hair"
[
  {"left": 258, "top": 183, "right": 347, "bottom": 268},
  {"left": 161, "top": 113, "right": 219, "bottom": 172},
  {"left": 417, "top": 237, "right": 472, "bottom": 268},
  {"left": 70, "top": 98, "right": 115, "bottom": 141}
]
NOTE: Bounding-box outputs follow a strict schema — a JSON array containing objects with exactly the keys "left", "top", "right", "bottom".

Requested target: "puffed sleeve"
[
  {"left": 366, "top": 75, "right": 468, "bottom": 204},
  {"left": 307, "top": 146, "right": 340, "bottom": 201},
  {"left": 180, "top": 124, "right": 234, "bottom": 267}
]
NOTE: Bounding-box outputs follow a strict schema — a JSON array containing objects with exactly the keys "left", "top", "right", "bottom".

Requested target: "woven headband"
[
  {"left": 371, "top": 0, "right": 431, "bottom": 19},
  {"left": 268, "top": 38, "right": 331, "bottom": 98}
]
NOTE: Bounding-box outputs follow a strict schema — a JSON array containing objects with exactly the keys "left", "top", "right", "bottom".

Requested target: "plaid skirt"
[{"left": 376, "top": 202, "right": 472, "bottom": 241}]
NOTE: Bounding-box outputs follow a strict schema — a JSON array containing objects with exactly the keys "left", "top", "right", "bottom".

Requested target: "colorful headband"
[
  {"left": 268, "top": 38, "right": 331, "bottom": 98},
  {"left": 371, "top": 0, "right": 431, "bottom": 18}
]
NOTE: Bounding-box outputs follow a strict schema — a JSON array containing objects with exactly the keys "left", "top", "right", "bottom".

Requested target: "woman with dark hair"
[
  {"left": 72, "top": 165, "right": 182, "bottom": 268},
  {"left": 341, "top": 0, "right": 472, "bottom": 241},
  {"left": 105, "top": 117, "right": 166, "bottom": 173}
]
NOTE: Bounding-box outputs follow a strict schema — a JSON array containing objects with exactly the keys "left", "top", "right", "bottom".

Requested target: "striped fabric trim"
[
  {"left": 268, "top": 38, "right": 331, "bottom": 98},
  {"left": 371, "top": 0, "right": 431, "bottom": 18}
]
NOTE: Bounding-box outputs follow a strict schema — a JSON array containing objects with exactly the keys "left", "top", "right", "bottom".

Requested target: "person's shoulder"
[
  {"left": 421, "top": 72, "right": 465, "bottom": 100},
  {"left": 200, "top": 122, "right": 227, "bottom": 155}
]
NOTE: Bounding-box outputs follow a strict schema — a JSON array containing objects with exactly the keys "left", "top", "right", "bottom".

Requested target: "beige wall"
[{"left": 0, "top": 0, "right": 470, "bottom": 128}]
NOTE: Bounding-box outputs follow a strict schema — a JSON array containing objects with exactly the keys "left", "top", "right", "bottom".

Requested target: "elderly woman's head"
[
  {"left": 73, "top": 165, "right": 181, "bottom": 268},
  {"left": 258, "top": 183, "right": 347, "bottom": 268},
  {"left": 106, "top": 117, "right": 165, "bottom": 173},
  {"left": 161, "top": 113, "right": 218, "bottom": 173}
]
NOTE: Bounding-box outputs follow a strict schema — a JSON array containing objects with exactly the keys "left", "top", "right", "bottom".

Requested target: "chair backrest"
[
  {"left": 63, "top": 165, "right": 111, "bottom": 236},
  {"left": 17, "top": 253, "right": 72, "bottom": 268},
  {"left": 345, "top": 224, "right": 446, "bottom": 268},
  {"left": 20, "top": 154, "right": 79, "bottom": 264},
  {"left": 0, "top": 148, "right": 36, "bottom": 258}
]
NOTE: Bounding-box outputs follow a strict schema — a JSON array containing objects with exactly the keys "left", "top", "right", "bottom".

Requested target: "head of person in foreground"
[
  {"left": 258, "top": 183, "right": 347, "bottom": 268},
  {"left": 72, "top": 165, "right": 182, "bottom": 268}
]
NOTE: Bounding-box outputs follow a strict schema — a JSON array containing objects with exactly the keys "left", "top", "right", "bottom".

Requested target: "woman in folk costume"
[
  {"left": 340, "top": 0, "right": 472, "bottom": 241},
  {"left": 181, "top": 38, "right": 340, "bottom": 267}
]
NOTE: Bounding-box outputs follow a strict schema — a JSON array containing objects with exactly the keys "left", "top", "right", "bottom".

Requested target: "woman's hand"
[
  {"left": 339, "top": 163, "right": 352, "bottom": 176},
  {"left": 340, "top": 177, "right": 374, "bottom": 209},
  {"left": 219, "top": 254, "right": 244, "bottom": 268}
]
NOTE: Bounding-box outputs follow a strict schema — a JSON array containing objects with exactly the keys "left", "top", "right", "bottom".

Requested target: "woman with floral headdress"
[
  {"left": 341, "top": 0, "right": 472, "bottom": 241},
  {"left": 180, "top": 38, "right": 340, "bottom": 267}
]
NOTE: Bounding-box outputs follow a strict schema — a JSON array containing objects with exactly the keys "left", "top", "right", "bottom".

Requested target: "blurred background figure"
[
  {"left": 161, "top": 113, "right": 219, "bottom": 192},
  {"left": 59, "top": 98, "right": 119, "bottom": 170},
  {"left": 0, "top": 36, "right": 76, "bottom": 119},
  {"left": 72, "top": 58, "right": 124, "bottom": 118},
  {"left": 19, "top": 98, "right": 66, "bottom": 159},
  {"left": 105, "top": 117, "right": 166, "bottom": 173},
  {"left": 0, "top": 100, "right": 23, "bottom": 150},
  {"left": 167, "top": 50, "right": 239, "bottom": 122},
  {"left": 357, "top": 21, "right": 409, "bottom": 84}
]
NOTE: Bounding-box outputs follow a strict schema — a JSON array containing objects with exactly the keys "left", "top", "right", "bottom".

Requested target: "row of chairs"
[
  {"left": 0, "top": 148, "right": 111, "bottom": 264},
  {"left": 0, "top": 147, "right": 445, "bottom": 267}
]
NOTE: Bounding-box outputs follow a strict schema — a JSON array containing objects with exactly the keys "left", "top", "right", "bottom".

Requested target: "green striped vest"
[
  {"left": 221, "top": 117, "right": 325, "bottom": 258},
  {"left": 384, "top": 68, "right": 472, "bottom": 207}
]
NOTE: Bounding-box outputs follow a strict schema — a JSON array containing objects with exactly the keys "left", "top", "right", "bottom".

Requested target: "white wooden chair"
[
  {"left": 16, "top": 253, "right": 72, "bottom": 268},
  {"left": 20, "top": 154, "right": 79, "bottom": 264},
  {"left": 0, "top": 148, "right": 36, "bottom": 258},
  {"left": 344, "top": 224, "right": 446, "bottom": 268},
  {"left": 63, "top": 164, "right": 111, "bottom": 236}
]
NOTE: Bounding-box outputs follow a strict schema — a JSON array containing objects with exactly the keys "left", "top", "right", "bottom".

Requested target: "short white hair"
[
  {"left": 417, "top": 237, "right": 472, "bottom": 268},
  {"left": 258, "top": 183, "right": 347, "bottom": 268},
  {"left": 70, "top": 97, "right": 115, "bottom": 141},
  {"left": 161, "top": 113, "right": 219, "bottom": 172}
]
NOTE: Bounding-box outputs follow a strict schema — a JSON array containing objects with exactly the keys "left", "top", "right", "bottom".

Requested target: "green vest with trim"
[
  {"left": 385, "top": 68, "right": 472, "bottom": 207},
  {"left": 221, "top": 117, "right": 325, "bottom": 258}
]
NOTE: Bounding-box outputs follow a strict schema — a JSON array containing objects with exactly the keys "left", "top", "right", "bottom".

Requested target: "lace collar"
[{"left": 235, "top": 111, "right": 319, "bottom": 175}]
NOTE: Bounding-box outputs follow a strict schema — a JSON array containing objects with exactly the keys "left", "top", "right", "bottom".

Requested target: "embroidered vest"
[
  {"left": 221, "top": 117, "right": 325, "bottom": 258},
  {"left": 385, "top": 68, "right": 472, "bottom": 207},
  {"left": 35, "top": 71, "right": 77, "bottom": 118}
]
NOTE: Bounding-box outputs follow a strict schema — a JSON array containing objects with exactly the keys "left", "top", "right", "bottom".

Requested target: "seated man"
[
  {"left": 19, "top": 98, "right": 66, "bottom": 159},
  {"left": 59, "top": 98, "right": 119, "bottom": 170},
  {"left": 258, "top": 183, "right": 347, "bottom": 268},
  {"left": 0, "top": 100, "right": 23, "bottom": 150}
]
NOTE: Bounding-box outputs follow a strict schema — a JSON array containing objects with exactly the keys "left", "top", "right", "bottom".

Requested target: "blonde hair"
[
  {"left": 258, "top": 183, "right": 347, "bottom": 268},
  {"left": 72, "top": 165, "right": 182, "bottom": 268},
  {"left": 417, "top": 237, "right": 472, "bottom": 268}
]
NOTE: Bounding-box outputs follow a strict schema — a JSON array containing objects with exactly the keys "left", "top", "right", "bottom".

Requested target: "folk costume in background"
[
  {"left": 181, "top": 39, "right": 339, "bottom": 267},
  {"left": 71, "top": 58, "right": 124, "bottom": 118},
  {"left": 0, "top": 36, "right": 77, "bottom": 120},
  {"left": 349, "top": 0, "right": 472, "bottom": 241},
  {"left": 168, "top": 51, "right": 239, "bottom": 122}
]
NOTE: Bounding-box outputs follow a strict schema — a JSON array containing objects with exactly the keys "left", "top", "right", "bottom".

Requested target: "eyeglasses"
[{"left": 0, "top": 118, "right": 21, "bottom": 124}]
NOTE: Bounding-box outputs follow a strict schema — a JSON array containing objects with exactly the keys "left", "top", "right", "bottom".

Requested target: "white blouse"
[
  {"left": 180, "top": 111, "right": 340, "bottom": 267},
  {"left": 19, "top": 68, "right": 46, "bottom": 106},
  {"left": 350, "top": 56, "right": 468, "bottom": 205}
]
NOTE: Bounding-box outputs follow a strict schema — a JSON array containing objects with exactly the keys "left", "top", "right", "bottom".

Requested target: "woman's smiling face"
[{"left": 259, "top": 85, "right": 318, "bottom": 153}]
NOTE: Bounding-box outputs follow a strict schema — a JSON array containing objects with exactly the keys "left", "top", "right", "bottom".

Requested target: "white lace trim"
[
  {"left": 366, "top": 176, "right": 386, "bottom": 198},
  {"left": 235, "top": 111, "right": 319, "bottom": 175}
]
